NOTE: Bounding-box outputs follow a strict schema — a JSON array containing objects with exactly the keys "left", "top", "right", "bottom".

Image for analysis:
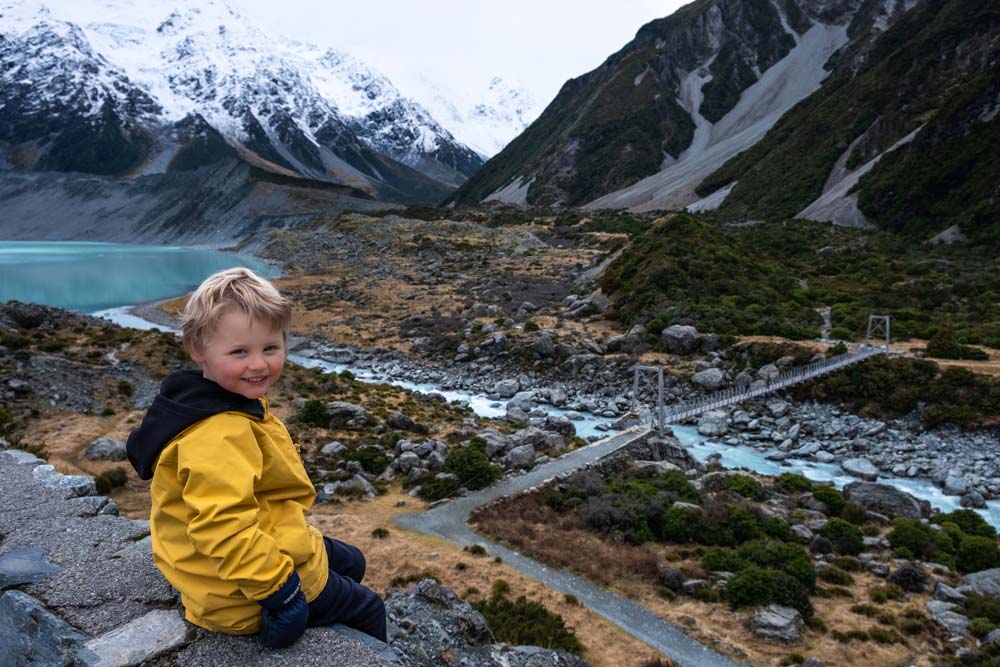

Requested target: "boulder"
[
  {"left": 324, "top": 401, "right": 369, "bottom": 429},
  {"left": 931, "top": 610, "right": 971, "bottom": 637},
  {"left": 494, "top": 379, "right": 520, "bottom": 398},
  {"left": 386, "top": 579, "right": 586, "bottom": 667},
  {"left": 660, "top": 325, "right": 700, "bottom": 355},
  {"left": 85, "top": 437, "right": 127, "bottom": 461},
  {"left": 505, "top": 445, "right": 535, "bottom": 470},
  {"left": 842, "top": 482, "right": 928, "bottom": 519},
  {"left": 841, "top": 458, "right": 879, "bottom": 482},
  {"left": 543, "top": 415, "right": 576, "bottom": 438},
  {"left": 385, "top": 412, "right": 418, "bottom": 432},
  {"left": 756, "top": 364, "right": 779, "bottom": 381},
  {"left": 697, "top": 410, "right": 728, "bottom": 437},
  {"left": 691, "top": 368, "right": 725, "bottom": 391},
  {"left": 959, "top": 568, "right": 1000, "bottom": 599},
  {"left": 532, "top": 335, "right": 556, "bottom": 360},
  {"left": 0, "top": 590, "right": 86, "bottom": 666},
  {"left": 321, "top": 441, "right": 347, "bottom": 457},
  {"left": 750, "top": 604, "right": 802, "bottom": 642}
]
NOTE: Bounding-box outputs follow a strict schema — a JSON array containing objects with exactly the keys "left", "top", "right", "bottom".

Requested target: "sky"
[{"left": 240, "top": 1, "right": 689, "bottom": 106}]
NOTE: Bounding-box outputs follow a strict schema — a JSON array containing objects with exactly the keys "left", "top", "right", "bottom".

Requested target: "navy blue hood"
[{"left": 126, "top": 370, "right": 264, "bottom": 480}]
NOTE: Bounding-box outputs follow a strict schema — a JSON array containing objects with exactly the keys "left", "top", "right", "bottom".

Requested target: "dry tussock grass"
[{"left": 472, "top": 491, "right": 661, "bottom": 588}]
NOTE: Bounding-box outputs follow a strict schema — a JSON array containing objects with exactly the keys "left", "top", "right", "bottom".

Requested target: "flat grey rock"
[
  {"left": 959, "top": 568, "right": 1000, "bottom": 599},
  {"left": 0, "top": 547, "right": 62, "bottom": 587},
  {"left": 842, "top": 482, "right": 927, "bottom": 519},
  {"left": 78, "top": 609, "right": 194, "bottom": 666},
  {"left": 750, "top": 604, "right": 801, "bottom": 643}
]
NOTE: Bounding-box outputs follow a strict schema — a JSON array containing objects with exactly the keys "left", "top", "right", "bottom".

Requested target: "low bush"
[
  {"left": 298, "top": 399, "right": 329, "bottom": 428},
  {"left": 819, "top": 566, "right": 854, "bottom": 586},
  {"left": 445, "top": 439, "right": 502, "bottom": 491},
  {"left": 472, "top": 589, "right": 584, "bottom": 655},
  {"left": 811, "top": 485, "right": 846, "bottom": 516},
  {"left": 725, "top": 565, "right": 813, "bottom": 617},
  {"left": 966, "top": 595, "right": 1000, "bottom": 625},
  {"left": 870, "top": 584, "right": 905, "bottom": 604},
  {"left": 934, "top": 509, "right": 998, "bottom": 539},
  {"left": 818, "top": 518, "right": 864, "bottom": 556},
  {"left": 727, "top": 474, "right": 764, "bottom": 500},
  {"left": 343, "top": 446, "right": 388, "bottom": 475},
  {"left": 776, "top": 472, "right": 813, "bottom": 493},
  {"left": 887, "top": 519, "right": 951, "bottom": 561},
  {"left": 957, "top": 535, "right": 1000, "bottom": 574}
]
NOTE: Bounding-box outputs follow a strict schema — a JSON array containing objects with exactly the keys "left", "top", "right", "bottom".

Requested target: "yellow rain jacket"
[{"left": 129, "top": 371, "right": 328, "bottom": 634}]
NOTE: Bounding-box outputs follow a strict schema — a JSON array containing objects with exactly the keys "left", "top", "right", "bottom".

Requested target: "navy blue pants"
[{"left": 308, "top": 537, "right": 386, "bottom": 642}]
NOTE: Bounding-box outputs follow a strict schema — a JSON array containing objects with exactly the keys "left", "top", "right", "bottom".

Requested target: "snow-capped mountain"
[
  {"left": 412, "top": 75, "right": 538, "bottom": 159},
  {"left": 0, "top": 0, "right": 490, "bottom": 201}
]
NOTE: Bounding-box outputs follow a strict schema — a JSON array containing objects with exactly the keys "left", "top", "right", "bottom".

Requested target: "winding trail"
[{"left": 395, "top": 428, "right": 748, "bottom": 667}]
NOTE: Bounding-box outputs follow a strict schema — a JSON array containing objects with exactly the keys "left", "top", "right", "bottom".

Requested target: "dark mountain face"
[
  {"left": 449, "top": 0, "right": 867, "bottom": 209},
  {"left": 0, "top": 21, "right": 160, "bottom": 175},
  {"left": 700, "top": 0, "right": 999, "bottom": 240}
]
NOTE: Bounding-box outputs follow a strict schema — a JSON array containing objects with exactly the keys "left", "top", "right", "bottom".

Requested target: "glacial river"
[{"left": 7, "top": 241, "right": 998, "bottom": 525}]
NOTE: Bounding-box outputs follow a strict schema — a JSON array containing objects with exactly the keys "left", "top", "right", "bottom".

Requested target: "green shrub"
[
  {"left": 700, "top": 504, "right": 762, "bottom": 547},
  {"left": 94, "top": 466, "right": 129, "bottom": 495},
  {"left": 371, "top": 528, "right": 390, "bottom": 539},
  {"left": 523, "top": 321, "right": 540, "bottom": 332},
  {"left": 416, "top": 473, "right": 461, "bottom": 502},
  {"left": 445, "top": 440, "right": 502, "bottom": 490},
  {"left": 472, "top": 590, "right": 584, "bottom": 655},
  {"left": 887, "top": 519, "right": 951, "bottom": 561},
  {"left": 727, "top": 474, "right": 764, "bottom": 500},
  {"left": 776, "top": 472, "right": 813, "bottom": 493},
  {"left": 870, "top": 584, "right": 905, "bottom": 604},
  {"left": 343, "top": 446, "right": 389, "bottom": 475},
  {"left": 867, "top": 627, "right": 899, "bottom": 644},
  {"left": 811, "top": 485, "right": 846, "bottom": 516},
  {"left": 957, "top": 535, "right": 1000, "bottom": 574},
  {"left": 389, "top": 570, "right": 438, "bottom": 587},
  {"left": 966, "top": 595, "right": 1000, "bottom": 624},
  {"left": 826, "top": 341, "right": 848, "bottom": 356},
  {"left": 971, "top": 617, "right": 998, "bottom": 638},
  {"left": 831, "top": 556, "right": 864, "bottom": 572},
  {"left": 702, "top": 547, "right": 746, "bottom": 573},
  {"left": 818, "top": 518, "right": 864, "bottom": 556},
  {"left": 661, "top": 504, "right": 705, "bottom": 544},
  {"left": 819, "top": 566, "right": 854, "bottom": 586},
  {"left": 725, "top": 566, "right": 813, "bottom": 617},
  {"left": 298, "top": 399, "right": 328, "bottom": 427},
  {"left": 934, "top": 510, "right": 998, "bottom": 539},
  {"left": 926, "top": 333, "right": 989, "bottom": 361}
]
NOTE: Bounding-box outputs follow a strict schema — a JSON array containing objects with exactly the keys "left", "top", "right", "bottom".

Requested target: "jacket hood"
[{"left": 126, "top": 370, "right": 264, "bottom": 480}]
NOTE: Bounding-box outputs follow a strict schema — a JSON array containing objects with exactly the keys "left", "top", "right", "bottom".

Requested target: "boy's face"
[{"left": 191, "top": 310, "right": 285, "bottom": 401}]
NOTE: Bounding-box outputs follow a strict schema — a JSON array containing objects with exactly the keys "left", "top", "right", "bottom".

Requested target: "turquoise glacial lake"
[{"left": 0, "top": 241, "right": 276, "bottom": 314}]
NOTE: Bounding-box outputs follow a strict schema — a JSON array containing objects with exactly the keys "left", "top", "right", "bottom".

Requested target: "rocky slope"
[
  {"left": 448, "top": 0, "right": 998, "bottom": 239},
  {"left": 448, "top": 0, "right": 877, "bottom": 209},
  {"left": 0, "top": 0, "right": 489, "bottom": 204},
  {"left": 698, "top": 0, "right": 1000, "bottom": 239}
]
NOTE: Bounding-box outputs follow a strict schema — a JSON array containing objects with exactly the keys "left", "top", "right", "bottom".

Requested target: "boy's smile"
[{"left": 191, "top": 309, "right": 286, "bottom": 400}]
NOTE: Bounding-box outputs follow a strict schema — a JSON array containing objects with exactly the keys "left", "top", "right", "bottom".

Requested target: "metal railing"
[{"left": 630, "top": 345, "right": 889, "bottom": 429}]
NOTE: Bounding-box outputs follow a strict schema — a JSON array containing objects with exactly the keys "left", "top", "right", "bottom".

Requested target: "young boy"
[{"left": 126, "top": 267, "right": 386, "bottom": 648}]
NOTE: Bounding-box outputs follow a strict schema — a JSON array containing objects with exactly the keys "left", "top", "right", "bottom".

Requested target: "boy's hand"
[{"left": 259, "top": 571, "right": 309, "bottom": 648}]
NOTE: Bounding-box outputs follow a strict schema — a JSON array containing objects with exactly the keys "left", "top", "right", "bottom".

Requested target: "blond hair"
[{"left": 181, "top": 267, "right": 291, "bottom": 355}]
